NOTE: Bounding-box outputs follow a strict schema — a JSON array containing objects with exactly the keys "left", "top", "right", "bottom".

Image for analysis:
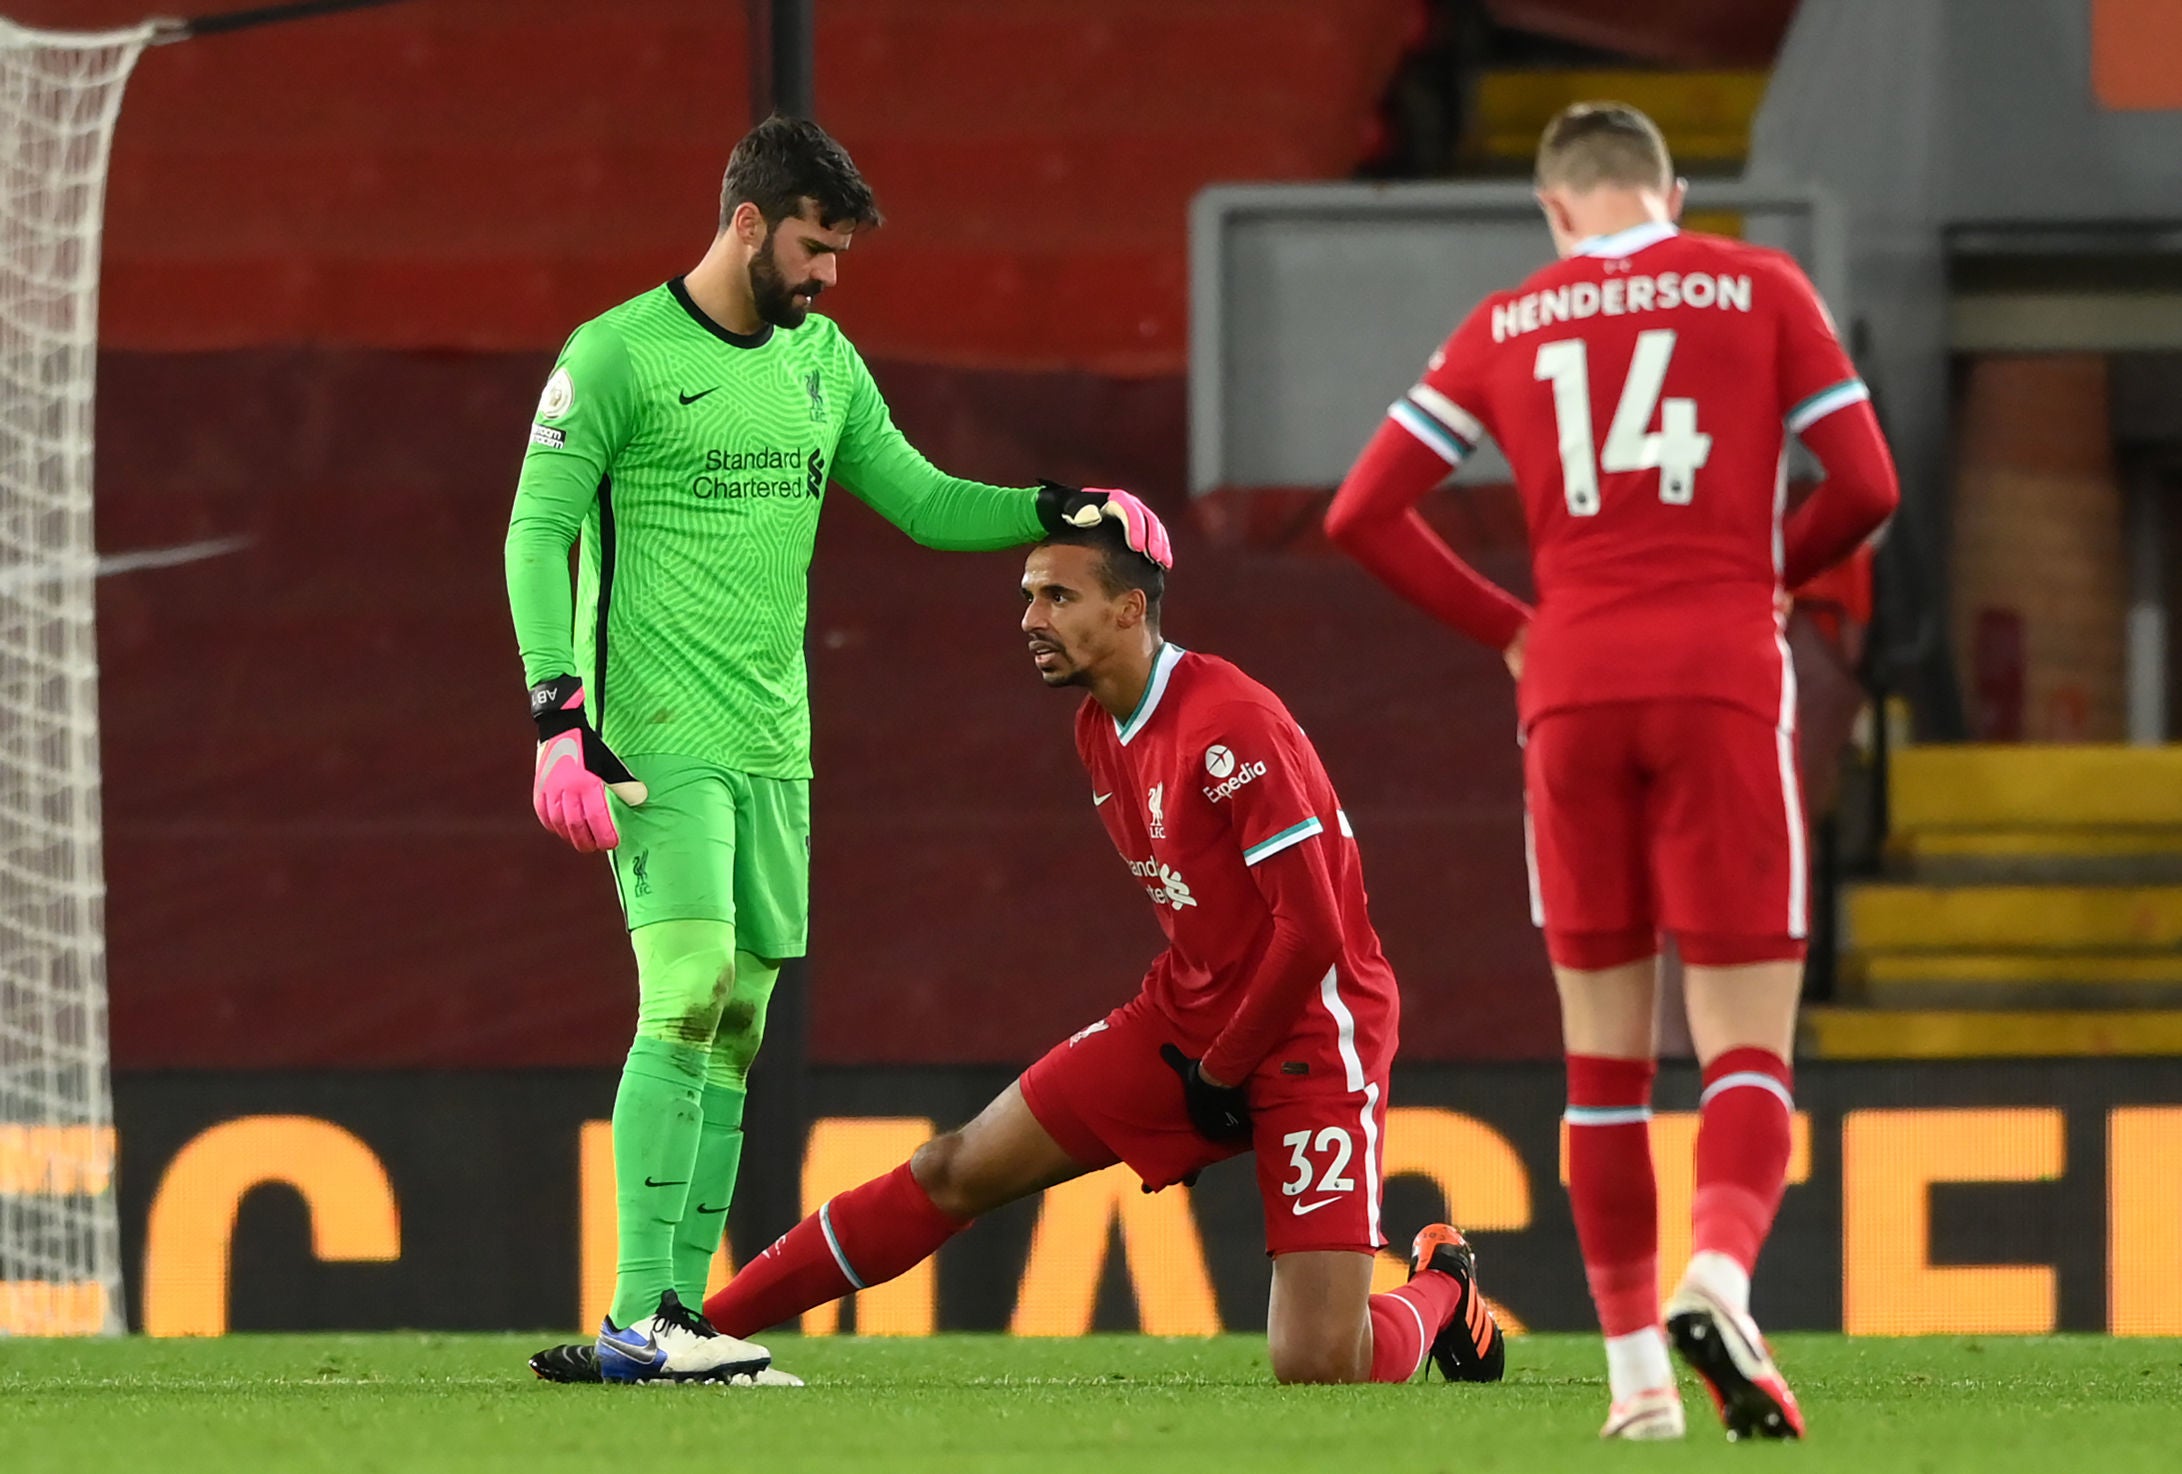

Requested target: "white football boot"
[
  {"left": 1599, "top": 1385, "right": 1687, "bottom": 1440},
  {"left": 597, "top": 1290, "right": 771, "bottom": 1385}
]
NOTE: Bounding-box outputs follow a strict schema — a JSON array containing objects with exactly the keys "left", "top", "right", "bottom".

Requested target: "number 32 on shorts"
[{"left": 1280, "top": 1127, "right": 1357, "bottom": 1205}]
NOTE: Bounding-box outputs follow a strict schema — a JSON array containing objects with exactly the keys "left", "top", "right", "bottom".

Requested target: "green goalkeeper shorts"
[{"left": 605, "top": 754, "right": 810, "bottom": 958}]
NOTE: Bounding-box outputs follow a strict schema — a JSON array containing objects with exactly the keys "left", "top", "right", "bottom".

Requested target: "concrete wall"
[{"left": 1750, "top": 0, "right": 2182, "bottom": 737}]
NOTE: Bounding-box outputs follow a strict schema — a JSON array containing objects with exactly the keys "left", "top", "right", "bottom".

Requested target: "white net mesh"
[{"left": 0, "top": 17, "right": 152, "bottom": 1337}]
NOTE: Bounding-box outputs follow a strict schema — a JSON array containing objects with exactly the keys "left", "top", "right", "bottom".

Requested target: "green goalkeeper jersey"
[{"left": 505, "top": 279, "right": 1044, "bottom": 777}]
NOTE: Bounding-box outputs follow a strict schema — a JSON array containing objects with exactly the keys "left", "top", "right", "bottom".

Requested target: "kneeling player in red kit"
[
  {"left": 1326, "top": 103, "right": 1898, "bottom": 1439},
  {"left": 701, "top": 518, "right": 1502, "bottom": 1385}
]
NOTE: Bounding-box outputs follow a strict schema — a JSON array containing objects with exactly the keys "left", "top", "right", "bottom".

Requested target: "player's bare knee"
[{"left": 909, "top": 1131, "right": 979, "bottom": 1217}]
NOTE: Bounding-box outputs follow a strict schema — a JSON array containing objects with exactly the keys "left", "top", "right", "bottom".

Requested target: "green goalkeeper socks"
[
  {"left": 608, "top": 1036, "right": 708, "bottom": 1328},
  {"left": 671, "top": 1082, "right": 748, "bottom": 1304}
]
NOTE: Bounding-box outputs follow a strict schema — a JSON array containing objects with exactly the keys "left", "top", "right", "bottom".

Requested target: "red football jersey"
[
  {"left": 1394, "top": 223, "right": 1867, "bottom": 728},
  {"left": 1074, "top": 644, "right": 1398, "bottom": 1058}
]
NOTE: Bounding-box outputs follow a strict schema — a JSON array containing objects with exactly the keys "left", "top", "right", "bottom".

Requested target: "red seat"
[{"left": 96, "top": 0, "right": 1415, "bottom": 369}]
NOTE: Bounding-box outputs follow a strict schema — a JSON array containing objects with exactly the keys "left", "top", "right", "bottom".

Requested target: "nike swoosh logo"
[
  {"left": 643, "top": 1176, "right": 688, "bottom": 1188},
  {"left": 537, "top": 740, "right": 582, "bottom": 782},
  {"left": 694, "top": 1203, "right": 728, "bottom": 1216},
  {"left": 679, "top": 387, "right": 718, "bottom": 405},
  {"left": 1093, "top": 792, "right": 1113, "bottom": 806},
  {"left": 1291, "top": 1197, "right": 1341, "bottom": 1217}
]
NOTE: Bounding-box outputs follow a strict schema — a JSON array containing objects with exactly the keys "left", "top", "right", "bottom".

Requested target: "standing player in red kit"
[
  {"left": 694, "top": 518, "right": 1507, "bottom": 1386},
  {"left": 1326, "top": 104, "right": 1898, "bottom": 1439}
]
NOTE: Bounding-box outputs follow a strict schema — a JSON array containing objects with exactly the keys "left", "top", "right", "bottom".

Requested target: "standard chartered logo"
[
  {"left": 1159, "top": 866, "right": 1196, "bottom": 908},
  {"left": 1126, "top": 855, "right": 1197, "bottom": 909},
  {"left": 691, "top": 444, "right": 828, "bottom": 501}
]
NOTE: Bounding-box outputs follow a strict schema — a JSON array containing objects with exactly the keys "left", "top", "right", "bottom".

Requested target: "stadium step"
[
  {"left": 1834, "top": 745, "right": 2182, "bottom": 1039},
  {"left": 1886, "top": 827, "right": 2182, "bottom": 884},
  {"left": 1887, "top": 744, "right": 2182, "bottom": 832},
  {"left": 1847, "top": 951, "right": 2182, "bottom": 1010},
  {"left": 1844, "top": 884, "right": 2182, "bottom": 953},
  {"left": 1468, "top": 69, "right": 1770, "bottom": 169},
  {"left": 1802, "top": 1007, "right": 2182, "bottom": 1059}
]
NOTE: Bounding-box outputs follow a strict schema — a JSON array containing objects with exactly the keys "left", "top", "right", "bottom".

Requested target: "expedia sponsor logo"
[
  {"left": 691, "top": 445, "right": 826, "bottom": 501},
  {"left": 1203, "top": 760, "right": 1269, "bottom": 804}
]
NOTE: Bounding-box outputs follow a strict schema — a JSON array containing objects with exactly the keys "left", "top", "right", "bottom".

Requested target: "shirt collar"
[
  {"left": 1573, "top": 221, "right": 1679, "bottom": 259},
  {"left": 667, "top": 276, "right": 774, "bottom": 350},
  {"left": 1116, "top": 643, "right": 1186, "bottom": 746}
]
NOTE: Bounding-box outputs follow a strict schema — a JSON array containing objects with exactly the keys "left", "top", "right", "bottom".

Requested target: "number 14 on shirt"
[{"left": 1534, "top": 328, "right": 1713, "bottom": 515}]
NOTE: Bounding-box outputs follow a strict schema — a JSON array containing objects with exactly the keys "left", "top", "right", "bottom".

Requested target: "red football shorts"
[
  {"left": 1523, "top": 699, "right": 1808, "bottom": 970},
  {"left": 1018, "top": 989, "right": 1393, "bottom": 1255}
]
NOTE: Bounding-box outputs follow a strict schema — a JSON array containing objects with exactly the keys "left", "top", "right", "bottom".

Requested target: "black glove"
[
  {"left": 1032, "top": 480, "right": 1175, "bottom": 568},
  {"left": 530, "top": 677, "right": 640, "bottom": 778},
  {"left": 1033, "top": 479, "right": 1104, "bottom": 533},
  {"left": 1160, "top": 1043, "right": 1252, "bottom": 1145},
  {"left": 1142, "top": 1169, "right": 1200, "bottom": 1194}
]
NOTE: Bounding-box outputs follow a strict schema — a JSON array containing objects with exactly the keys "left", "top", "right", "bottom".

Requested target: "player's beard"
[
  {"left": 1028, "top": 640, "right": 1086, "bottom": 688},
  {"left": 750, "top": 237, "right": 822, "bottom": 329}
]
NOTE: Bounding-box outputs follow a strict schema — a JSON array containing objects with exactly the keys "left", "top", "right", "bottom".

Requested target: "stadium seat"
[{"left": 95, "top": 0, "right": 1417, "bottom": 368}]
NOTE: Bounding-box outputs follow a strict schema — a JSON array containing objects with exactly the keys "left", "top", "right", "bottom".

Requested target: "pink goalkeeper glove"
[
  {"left": 529, "top": 676, "right": 647, "bottom": 853},
  {"left": 1035, "top": 481, "right": 1175, "bottom": 569}
]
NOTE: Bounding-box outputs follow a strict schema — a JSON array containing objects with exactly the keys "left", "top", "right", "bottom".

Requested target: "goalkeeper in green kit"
[{"left": 507, "top": 116, "right": 1172, "bottom": 1386}]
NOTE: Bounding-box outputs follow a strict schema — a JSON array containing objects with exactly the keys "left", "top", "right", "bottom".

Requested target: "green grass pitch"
[{"left": 3, "top": 1333, "right": 2178, "bottom": 1473}]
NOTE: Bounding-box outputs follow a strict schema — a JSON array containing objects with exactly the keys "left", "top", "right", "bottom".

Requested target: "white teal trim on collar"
[
  {"left": 1243, "top": 816, "right": 1325, "bottom": 867},
  {"left": 1573, "top": 221, "right": 1679, "bottom": 259},
  {"left": 1116, "top": 642, "right": 1186, "bottom": 746}
]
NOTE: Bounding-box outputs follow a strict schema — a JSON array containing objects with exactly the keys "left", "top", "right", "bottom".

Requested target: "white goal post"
[{"left": 0, "top": 15, "right": 156, "bottom": 1338}]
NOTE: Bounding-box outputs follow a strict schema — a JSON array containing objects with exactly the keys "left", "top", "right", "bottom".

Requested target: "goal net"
[{"left": 0, "top": 16, "right": 154, "bottom": 1338}]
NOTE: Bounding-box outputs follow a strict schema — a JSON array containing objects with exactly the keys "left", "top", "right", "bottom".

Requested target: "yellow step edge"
[
  {"left": 1890, "top": 744, "right": 2182, "bottom": 830},
  {"left": 1478, "top": 131, "right": 1751, "bottom": 164},
  {"left": 1473, "top": 69, "right": 1767, "bottom": 164},
  {"left": 1803, "top": 1008, "right": 2182, "bottom": 1059},
  {"left": 1845, "top": 885, "right": 2182, "bottom": 951},
  {"left": 1474, "top": 69, "right": 1771, "bottom": 127},
  {"left": 1857, "top": 953, "right": 2182, "bottom": 986},
  {"left": 1890, "top": 827, "right": 2182, "bottom": 859},
  {"left": 1677, "top": 211, "right": 1746, "bottom": 240}
]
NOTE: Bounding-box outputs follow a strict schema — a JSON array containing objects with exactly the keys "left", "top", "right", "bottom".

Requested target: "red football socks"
[
  {"left": 1691, "top": 1046, "right": 1794, "bottom": 1272},
  {"left": 1565, "top": 1053, "right": 1660, "bottom": 1338},
  {"left": 1367, "top": 1269, "right": 1465, "bottom": 1382},
  {"left": 702, "top": 1160, "right": 969, "bottom": 1338}
]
